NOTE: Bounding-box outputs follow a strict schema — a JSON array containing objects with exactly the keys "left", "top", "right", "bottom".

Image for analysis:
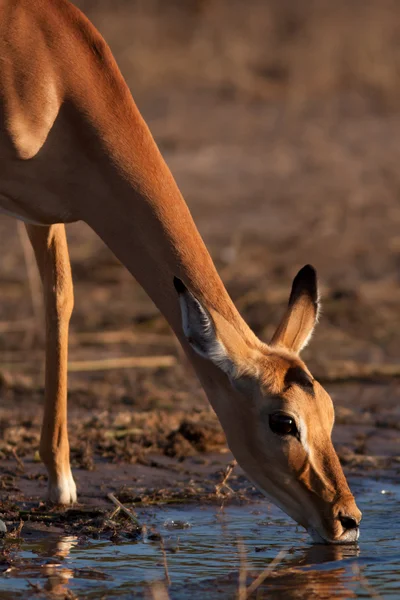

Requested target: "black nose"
[{"left": 338, "top": 514, "right": 359, "bottom": 530}]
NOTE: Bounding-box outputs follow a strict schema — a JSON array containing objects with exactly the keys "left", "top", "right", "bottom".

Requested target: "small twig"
[
  {"left": 244, "top": 548, "right": 289, "bottom": 599},
  {"left": 215, "top": 460, "right": 237, "bottom": 498},
  {"left": 11, "top": 448, "right": 25, "bottom": 473},
  {"left": 109, "top": 506, "right": 121, "bottom": 520},
  {"left": 237, "top": 538, "right": 247, "bottom": 600},
  {"left": 8, "top": 519, "right": 24, "bottom": 540},
  {"left": 68, "top": 355, "right": 176, "bottom": 372},
  {"left": 107, "top": 493, "right": 140, "bottom": 527},
  {"left": 15, "top": 519, "right": 24, "bottom": 538},
  {"left": 160, "top": 538, "right": 171, "bottom": 586},
  {"left": 27, "top": 580, "right": 44, "bottom": 593}
]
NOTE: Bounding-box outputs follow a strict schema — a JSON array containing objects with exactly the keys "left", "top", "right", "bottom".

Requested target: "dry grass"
[
  {"left": 215, "top": 459, "right": 237, "bottom": 498},
  {"left": 107, "top": 492, "right": 141, "bottom": 527}
]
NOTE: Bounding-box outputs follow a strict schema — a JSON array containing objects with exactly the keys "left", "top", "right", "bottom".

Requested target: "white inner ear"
[
  {"left": 297, "top": 293, "right": 321, "bottom": 352},
  {"left": 296, "top": 323, "right": 315, "bottom": 353},
  {"left": 178, "top": 293, "right": 234, "bottom": 377}
]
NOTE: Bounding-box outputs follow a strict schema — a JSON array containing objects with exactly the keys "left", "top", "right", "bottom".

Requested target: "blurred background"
[{"left": 1, "top": 0, "right": 399, "bottom": 464}]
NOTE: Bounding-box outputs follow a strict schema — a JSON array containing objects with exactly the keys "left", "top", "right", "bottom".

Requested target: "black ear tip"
[
  {"left": 289, "top": 264, "right": 318, "bottom": 305},
  {"left": 298, "top": 264, "right": 317, "bottom": 280},
  {"left": 173, "top": 276, "right": 187, "bottom": 294},
  {"left": 295, "top": 264, "right": 317, "bottom": 287}
]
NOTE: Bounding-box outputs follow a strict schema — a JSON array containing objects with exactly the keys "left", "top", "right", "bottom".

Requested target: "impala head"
[{"left": 174, "top": 265, "right": 361, "bottom": 544}]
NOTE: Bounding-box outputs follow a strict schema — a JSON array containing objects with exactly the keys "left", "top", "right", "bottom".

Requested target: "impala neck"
[
  {"left": 76, "top": 86, "right": 256, "bottom": 358},
  {"left": 42, "top": 2, "right": 259, "bottom": 399}
]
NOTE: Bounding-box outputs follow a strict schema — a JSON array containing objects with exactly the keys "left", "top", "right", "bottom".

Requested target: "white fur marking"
[
  {"left": 178, "top": 293, "right": 233, "bottom": 376},
  {"left": 297, "top": 292, "right": 321, "bottom": 351},
  {"left": 298, "top": 417, "right": 311, "bottom": 456},
  {"left": 47, "top": 470, "right": 77, "bottom": 505}
]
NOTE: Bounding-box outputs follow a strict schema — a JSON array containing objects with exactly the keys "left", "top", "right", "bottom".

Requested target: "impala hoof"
[{"left": 47, "top": 471, "right": 77, "bottom": 505}]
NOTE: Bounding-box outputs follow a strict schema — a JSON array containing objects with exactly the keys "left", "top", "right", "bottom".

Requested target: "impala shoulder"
[{"left": 0, "top": 1, "right": 64, "bottom": 159}]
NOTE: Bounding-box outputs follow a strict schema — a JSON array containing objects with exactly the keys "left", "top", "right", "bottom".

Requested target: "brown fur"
[{"left": 0, "top": 0, "right": 361, "bottom": 542}]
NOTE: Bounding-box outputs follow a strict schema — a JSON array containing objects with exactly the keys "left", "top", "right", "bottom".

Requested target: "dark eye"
[{"left": 269, "top": 413, "right": 298, "bottom": 437}]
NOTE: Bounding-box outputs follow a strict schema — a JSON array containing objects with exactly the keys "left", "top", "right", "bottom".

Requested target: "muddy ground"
[{"left": 1, "top": 0, "right": 400, "bottom": 533}]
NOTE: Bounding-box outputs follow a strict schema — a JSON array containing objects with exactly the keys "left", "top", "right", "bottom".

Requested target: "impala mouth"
[{"left": 308, "top": 527, "right": 360, "bottom": 545}]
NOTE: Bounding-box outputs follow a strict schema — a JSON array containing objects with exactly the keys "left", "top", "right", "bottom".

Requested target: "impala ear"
[
  {"left": 173, "top": 277, "right": 234, "bottom": 376},
  {"left": 270, "top": 265, "right": 320, "bottom": 354}
]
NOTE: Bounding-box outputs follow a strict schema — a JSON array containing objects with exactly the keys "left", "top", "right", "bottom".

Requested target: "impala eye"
[{"left": 269, "top": 413, "right": 299, "bottom": 437}]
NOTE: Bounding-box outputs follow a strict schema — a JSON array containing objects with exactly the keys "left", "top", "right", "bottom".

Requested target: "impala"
[{"left": 0, "top": 0, "right": 361, "bottom": 544}]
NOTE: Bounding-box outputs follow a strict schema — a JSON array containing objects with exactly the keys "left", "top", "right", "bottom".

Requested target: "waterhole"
[{"left": 0, "top": 478, "right": 399, "bottom": 599}]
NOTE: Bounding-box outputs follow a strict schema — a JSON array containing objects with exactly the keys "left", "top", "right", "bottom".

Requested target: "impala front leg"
[{"left": 25, "top": 224, "right": 76, "bottom": 504}]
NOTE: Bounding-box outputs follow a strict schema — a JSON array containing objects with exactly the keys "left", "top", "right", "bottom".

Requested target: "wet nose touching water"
[{"left": 0, "top": 478, "right": 399, "bottom": 598}]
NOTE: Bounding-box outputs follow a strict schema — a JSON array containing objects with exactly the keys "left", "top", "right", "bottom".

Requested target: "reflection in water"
[
  {"left": 45, "top": 536, "right": 77, "bottom": 596},
  {"left": 202, "top": 544, "right": 362, "bottom": 600},
  {"left": 251, "top": 545, "right": 360, "bottom": 599},
  {"left": 34, "top": 536, "right": 77, "bottom": 597},
  {"left": 36, "top": 535, "right": 78, "bottom": 559},
  {"left": 41, "top": 564, "right": 74, "bottom": 597},
  {"left": 2, "top": 479, "right": 399, "bottom": 599},
  {"left": 294, "top": 542, "right": 360, "bottom": 566},
  {"left": 272, "top": 569, "right": 357, "bottom": 600}
]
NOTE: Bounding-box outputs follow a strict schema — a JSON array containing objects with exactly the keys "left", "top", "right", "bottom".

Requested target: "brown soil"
[{"left": 1, "top": 0, "right": 400, "bottom": 532}]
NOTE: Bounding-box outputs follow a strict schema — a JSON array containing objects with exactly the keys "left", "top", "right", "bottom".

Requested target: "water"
[{"left": 0, "top": 478, "right": 399, "bottom": 599}]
